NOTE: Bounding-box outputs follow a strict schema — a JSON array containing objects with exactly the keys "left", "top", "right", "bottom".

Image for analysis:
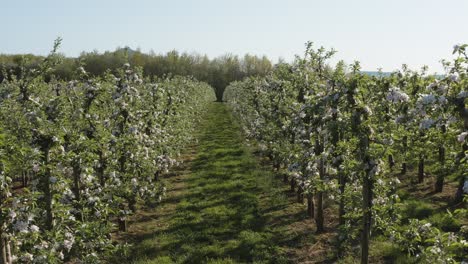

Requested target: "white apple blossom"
[
  {"left": 21, "top": 253, "right": 33, "bottom": 262},
  {"left": 63, "top": 232, "right": 75, "bottom": 251},
  {"left": 131, "top": 178, "right": 138, "bottom": 186},
  {"left": 458, "top": 91, "right": 468, "bottom": 99},
  {"left": 386, "top": 87, "right": 410, "bottom": 103},
  {"left": 13, "top": 221, "right": 29, "bottom": 233},
  {"left": 426, "top": 82, "right": 438, "bottom": 91},
  {"left": 78, "top": 66, "right": 86, "bottom": 74},
  {"left": 419, "top": 94, "right": 437, "bottom": 105},
  {"left": 419, "top": 119, "right": 435, "bottom": 130},
  {"left": 30, "top": 225, "right": 39, "bottom": 232},
  {"left": 362, "top": 105, "right": 372, "bottom": 116},
  {"left": 458, "top": 131, "right": 468, "bottom": 143},
  {"left": 32, "top": 163, "right": 40, "bottom": 173},
  {"left": 449, "top": 72, "right": 460, "bottom": 82},
  {"left": 419, "top": 222, "right": 432, "bottom": 233},
  {"left": 8, "top": 210, "right": 17, "bottom": 220},
  {"left": 87, "top": 196, "right": 99, "bottom": 205},
  {"left": 430, "top": 246, "right": 442, "bottom": 255},
  {"left": 437, "top": 96, "right": 447, "bottom": 105}
]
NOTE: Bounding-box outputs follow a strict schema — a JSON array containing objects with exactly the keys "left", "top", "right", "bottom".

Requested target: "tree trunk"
[
  {"left": 73, "top": 162, "right": 81, "bottom": 201},
  {"left": 401, "top": 136, "right": 408, "bottom": 175},
  {"left": 98, "top": 149, "right": 106, "bottom": 187},
  {"left": 435, "top": 126, "right": 446, "bottom": 192},
  {"left": 434, "top": 150, "right": 446, "bottom": 193},
  {"left": 316, "top": 192, "right": 324, "bottom": 233},
  {"left": 129, "top": 197, "right": 137, "bottom": 213},
  {"left": 22, "top": 171, "right": 27, "bottom": 188},
  {"left": 44, "top": 147, "right": 54, "bottom": 230},
  {"left": 316, "top": 158, "right": 325, "bottom": 233},
  {"left": 418, "top": 154, "right": 424, "bottom": 183},
  {"left": 454, "top": 177, "right": 466, "bottom": 204},
  {"left": 361, "top": 171, "right": 373, "bottom": 264},
  {"left": 297, "top": 186, "right": 304, "bottom": 203},
  {"left": 388, "top": 154, "right": 395, "bottom": 171},
  {"left": 290, "top": 178, "right": 295, "bottom": 192},
  {"left": 118, "top": 203, "right": 128, "bottom": 232},
  {"left": 72, "top": 161, "right": 84, "bottom": 222},
  {"left": 339, "top": 171, "right": 346, "bottom": 226},
  {"left": 118, "top": 144, "right": 130, "bottom": 231},
  {"left": 435, "top": 173, "right": 444, "bottom": 193},
  {"left": 118, "top": 218, "right": 128, "bottom": 232},
  {"left": 5, "top": 242, "right": 10, "bottom": 264},
  {"left": 307, "top": 194, "right": 314, "bottom": 218},
  {"left": 154, "top": 170, "right": 160, "bottom": 182},
  {"left": 1, "top": 235, "right": 7, "bottom": 264},
  {"left": 274, "top": 160, "right": 280, "bottom": 172}
]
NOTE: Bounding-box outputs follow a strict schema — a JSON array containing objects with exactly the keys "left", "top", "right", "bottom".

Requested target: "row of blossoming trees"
[
  {"left": 224, "top": 43, "right": 467, "bottom": 263},
  {"left": 0, "top": 39, "right": 215, "bottom": 263}
]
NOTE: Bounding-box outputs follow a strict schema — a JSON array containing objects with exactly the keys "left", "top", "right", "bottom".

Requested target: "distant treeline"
[{"left": 0, "top": 47, "right": 273, "bottom": 101}]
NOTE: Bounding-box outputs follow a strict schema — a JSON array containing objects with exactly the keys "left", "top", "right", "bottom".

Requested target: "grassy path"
[
  {"left": 118, "top": 102, "right": 465, "bottom": 264},
  {"left": 122, "top": 103, "right": 327, "bottom": 264}
]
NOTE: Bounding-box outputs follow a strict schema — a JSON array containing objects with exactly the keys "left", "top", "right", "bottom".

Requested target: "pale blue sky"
[{"left": 2, "top": 0, "right": 467, "bottom": 72}]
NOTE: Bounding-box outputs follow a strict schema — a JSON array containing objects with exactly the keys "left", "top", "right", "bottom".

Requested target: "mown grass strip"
[{"left": 128, "top": 103, "right": 283, "bottom": 263}]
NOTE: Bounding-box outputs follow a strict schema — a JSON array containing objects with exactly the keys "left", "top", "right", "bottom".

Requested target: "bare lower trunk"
[
  {"left": 1, "top": 236, "right": 7, "bottom": 264},
  {"left": 401, "top": 162, "right": 407, "bottom": 175},
  {"left": 435, "top": 174, "right": 444, "bottom": 193},
  {"left": 307, "top": 194, "right": 314, "bottom": 218},
  {"left": 388, "top": 154, "right": 395, "bottom": 171},
  {"left": 274, "top": 160, "right": 280, "bottom": 172},
  {"left": 22, "top": 171, "right": 28, "bottom": 188},
  {"left": 154, "top": 170, "right": 160, "bottom": 182},
  {"left": 435, "top": 144, "right": 446, "bottom": 193},
  {"left": 454, "top": 177, "right": 466, "bottom": 204},
  {"left": 129, "top": 197, "right": 137, "bottom": 213},
  {"left": 290, "top": 178, "right": 295, "bottom": 192},
  {"left": 5, "top": 242, "right": 11, "bottom": 264},
  {"left": 297, "top": 186, "right": 304, "bottom": 203},
  {"left": 118, "top": 204, "right": 128, "bottom": 232},
  {"left": 316, "top": 192, "right": 324, "bottom": 233},
  {"left": 98, "top": 150, "right": 106, "bottom": 187},
  {"left": 316, "top": 158, "right": 325, "bottom": 233},
  {"left": 73, "top": 162, "right": 84, "bottom": 222},
  {"left": 118, "top": 218, "right": 128, "bottom": 232},
  {"left": 401, "top": 136, "right": 408, "bottom": 175},
  {"left": 44, "top": 150, "right": 54, "bottom": 230},
  {"left": 0, "top": 235, "right": 12, "bottom": 264},
  {"left": 418, "top": 154, "right": 424, "bottom": 183},
  {"left": 338, "top": 172, "right": 346, "bottom": 226},
  {"left": 361, "top": 173, "right": 373, "bottom": 264}
]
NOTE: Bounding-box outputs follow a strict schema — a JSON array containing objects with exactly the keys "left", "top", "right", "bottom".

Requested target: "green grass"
[
  {"left": 400, "top": 200, "right": 435, "bottom": 221},
  {"left": 125, "top": 103, "right": 285, "bottom": 263}
]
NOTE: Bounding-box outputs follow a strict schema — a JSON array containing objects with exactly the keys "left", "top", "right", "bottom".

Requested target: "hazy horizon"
[{"left": 2, "top": 0, "right": 467, "bottom": 73}]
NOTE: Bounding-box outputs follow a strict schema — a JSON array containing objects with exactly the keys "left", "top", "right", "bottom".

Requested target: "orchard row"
[
  {"left": 225, "top": 43, "right": 468, "bottom": 263},
  {"left": 0, "top": 40, "right": 214, "bottom": 263}
]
